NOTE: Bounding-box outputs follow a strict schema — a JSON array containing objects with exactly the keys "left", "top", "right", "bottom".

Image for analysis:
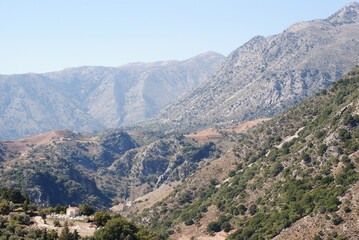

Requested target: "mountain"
[
  {"left": 0, "top": 51, "right": 224, "bottom": 140},
  {"left": 135, "top": 66, "right": 359, "bottom": 240},
  {"left": 148, "top": 2, "right": 359, "bottom": 131},
  {"left": 1, "top": 66, "right": 357, "bottom": 240}
]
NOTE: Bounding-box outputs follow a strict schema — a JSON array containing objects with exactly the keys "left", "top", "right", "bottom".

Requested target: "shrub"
[
  {"left": 207, "top": 221, "right": 221, "bottom": 233},
  {"left": 53, "top": 220, "right": 61, "bottom": 227},
  {"left": 238, "top": 204, "right": 247, "bottom": 215},
  {"left": 338, "top": 129, "right": 351, "bottom": 141},
  {"left": 313, "top": 235, "right": 322, "bottom": 240},
  {"left": 318, "top": 144, "right": 327, "bottom": 156},
  {"left": 221, "top": 221, "right": 232, "bottom": 232},
  {"left": 0, "top": 201, "right": 10, "bottom": 215},
  {"left": 10, "top": 213, "right": 30, "bottom": 225},
  {"left": 249, "top": 204, "right": 258, "bottom": 215},
  {"left": 332, "top": 214, "right": 344, "bottom": 225},
  {"left": 228, "top": 170, "right": 236, "bottom": 178},
  {"left": 301, "top": 153, "right": 311, "bottom": 163},
  {"left": 271, "top": 162, "right": 284, "bottom": 177},
  {"left": 343, "top": 206, "right": 351, "bottom": 213},
  {"left": 210, "top": 179, "right": 219, "bottom": 186},
  {"left": 184, "top": 219, "right": 194, "bottom": 226}
]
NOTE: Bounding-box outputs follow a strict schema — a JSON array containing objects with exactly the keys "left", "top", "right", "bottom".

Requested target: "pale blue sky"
[{"left": 0, "top": 0, "right": 352, "bottom": 74}]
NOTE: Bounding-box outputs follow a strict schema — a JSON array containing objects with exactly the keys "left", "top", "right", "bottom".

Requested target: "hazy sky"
[{"left": 0, "top": 0, "right": 352, "bottom": 74}]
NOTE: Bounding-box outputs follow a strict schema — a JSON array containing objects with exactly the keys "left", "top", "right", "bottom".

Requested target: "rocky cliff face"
[
  {"left": 150, "top": 2, "right": 359, "bottom": 130},
  {"left": 0, "top": 51, "right": 224, "bottom": 140},
  {"left": 108, "top": 137, "right": 216, "bottom": 194}
]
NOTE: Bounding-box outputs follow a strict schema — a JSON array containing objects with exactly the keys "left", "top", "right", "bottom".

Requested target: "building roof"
[{"left": 67, "top": 206, "right": 80, "bottom": 210}]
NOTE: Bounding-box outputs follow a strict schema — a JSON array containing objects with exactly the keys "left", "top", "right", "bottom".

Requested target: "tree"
[
  {"left": 47, "top": 230, "right": 59, "bottom": 240},
  {"left": 8, "top": 188, "right": 26, "bottom": 204},
  {"left": 22, "top": 201, "right": 29, "bottom": 212},
  {"left": 80, "top": 204, "right": 95, "bottom": 216},
  {"left": 73, "top": 229, "right": 80, "bottom": 240},
  {"left": 0, "top": 201, "right": 10, "bottom": 215},
  {"left": 94, "top": 211, "right": 111, "bottom": 226},
  {"left": 54, "top": 204, "right": 66, "bottom": 214},
  {"left": 58, "top": 225, "right": 71, "bottom": 240},
  {"left": 58, "top": 222, "right": 79, "bottom": 240},
  {"left": 41, "top": 228, "right": 49, "bottom": 240},
  {"left": 94, "top": 217, "right": 138, "bottom": 240}
]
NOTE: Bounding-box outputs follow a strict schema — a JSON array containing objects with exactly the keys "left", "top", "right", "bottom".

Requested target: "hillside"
[
  {"left": 147, "top": 2, "right": 359, "bottom": 132},
  {"left": 133, "top": 67, "right": 359, "bottom": 240},
  {"left": 0, "top": 51, "right": 224, "bottom": 140},
  {"left": 0, "top": 127, "right": 223, "bottom": 208}
]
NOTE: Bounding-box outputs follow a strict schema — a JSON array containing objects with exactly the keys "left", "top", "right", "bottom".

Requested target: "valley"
[{"left": 0, "top": 2, "right": 358, "bottom": 240}]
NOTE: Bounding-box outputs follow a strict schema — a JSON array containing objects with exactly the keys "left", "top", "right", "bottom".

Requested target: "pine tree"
[{"left": 58, "top": 222, "right": 71, "bottom": 240}]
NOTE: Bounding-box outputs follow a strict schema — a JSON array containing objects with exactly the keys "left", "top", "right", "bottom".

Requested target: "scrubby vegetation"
[{"left": 135, "top": 67, "right": 359, "bottom": 239}]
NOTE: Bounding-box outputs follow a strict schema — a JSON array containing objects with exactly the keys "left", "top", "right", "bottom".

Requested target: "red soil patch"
[
  {"left": 184, "top": 128, "right": 223, "bottom": 142},
  {"left": 185, "top": 118, "right": 271, "bottom": 142},
  {"left": 226, "top": 118, "right": 271, "bottom": 133}
]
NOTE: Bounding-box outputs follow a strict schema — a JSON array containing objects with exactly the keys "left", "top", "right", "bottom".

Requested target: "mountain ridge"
[
  {"left": 0, "top": 51, "right": 224, "bottom": 140},
  {"left": 146, "top": 2, "right": 359, "bottom": 131}
]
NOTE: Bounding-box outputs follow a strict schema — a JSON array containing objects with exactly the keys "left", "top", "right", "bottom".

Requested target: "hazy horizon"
[{"left": 0, "top": 0, "right": 352, "bottom": 74}]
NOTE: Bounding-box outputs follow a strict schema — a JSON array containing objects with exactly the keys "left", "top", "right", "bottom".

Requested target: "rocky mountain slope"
[
  {"left": 149, "top": 2, "right": 359, "bottom": 131},
  {"left": 0, "top": 51, "right": 224, "bottom": 140},
  {"left": 135, "top": 67, "right": 359, "bottom": 240},
  {"left": 0, "top": 127, "right": 220, "bottom": 208}
]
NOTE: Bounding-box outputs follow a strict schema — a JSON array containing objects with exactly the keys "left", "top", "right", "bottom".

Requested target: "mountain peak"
[
  {"left": 190, "top": 51, "right": 225, "bottom": 60},
  {"left": 327, "top": 1, "right": 359, "bottom": 25}
]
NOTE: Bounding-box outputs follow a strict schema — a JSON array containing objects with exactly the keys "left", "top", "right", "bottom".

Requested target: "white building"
[{"left": 66, "top": 206, "right": 80, "bottom": 217}]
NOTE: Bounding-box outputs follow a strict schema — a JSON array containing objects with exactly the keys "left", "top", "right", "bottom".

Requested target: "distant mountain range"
[
  {"left": 148, "top": 2, "right": 359, "bottom": 131},
  {"left": 3, "top": 3, "right": 359, "bottom": 140},
  {"left": 0, "top": 51, "right": 224, "bottom": 140}
]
